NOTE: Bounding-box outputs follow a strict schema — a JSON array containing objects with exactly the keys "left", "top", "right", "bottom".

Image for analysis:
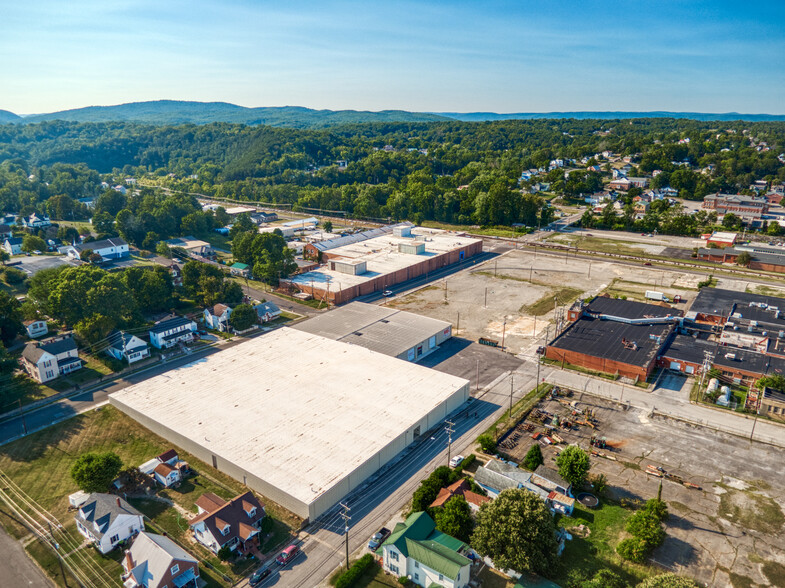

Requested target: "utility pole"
[
  {"left": 456, "top": 312, "right": 460, "bottom": 335},
  {"left": 529, "top": 266, "right": 533, "bottom": 282},
  {"left": 340, "top": 503, "right": 351, "bottom": 570},
  {"left": 501, "top": 319, "right": 507, "bottom": 350},
  {"left": 47, "top": 522, "right": 68, "bottom": 588},
  {"left": 494, "top": 260, "right": 497, "bottom": 276},
  {"left": 509, "top": 375, "right": 514, "bottom": 417},
  {"left": 446, "top": 420, "right": 455, "bottom": 465},
  {"left": 484, "top": 287, "right": 487, "bottom": 308},
  {"left": 18, "top": 399, "right": 27, "bottom": 436},
  {"left": 476, "top": 359, "right": 480, "bottom": 391}
]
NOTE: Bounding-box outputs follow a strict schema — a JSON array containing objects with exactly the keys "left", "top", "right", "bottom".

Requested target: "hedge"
[
  {"left": 460, "top": 454, "right": 476, "bottom": 469},
  {"left": 335, "top": 553, "right": 374, "bottom": 588}
]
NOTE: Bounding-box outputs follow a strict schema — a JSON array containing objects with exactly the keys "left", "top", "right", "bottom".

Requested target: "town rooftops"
[
  {"left": 73, "top": 237, "right": 127, "bottom": 252},
  {"left": 689, "top": 287, "right": 785, "bottom": 319},
  {"left": 157, "top": 449, "right": 178, "bottom": 463},
  {"left": 124, "top": 531, "right": 197, "bottom": 588},
  {"left": 22, "top": 335, "right": 78, "bottom": 362},
  {"left": 583, "top": 296, "right": 679, "bottom": 320},
  {"left": 208, "top": 303, "right": 230, "bottom": 316},
  {"left": 532, "top": 465, "right": 571, "bottom": 493},
  {"left": 309, "top": 222, "right": 413, "bottom": 253},
  {"left": 5, "top": 236, "right": 22, "bottom": 245},
  {"left": 149, "top": 315, "right": 194, "bottom": 335},
  {"left": 429, "top": 479, "right": 491, "bottom": 509},
  {"left": 107, "top": 330, "right": 147, "bottom": 352},
  {"left": 660, "top": 333, "right": 716, "bottom": 365},
  {"left": 76, "top": 494, "right": 142, "bottom": 539}
]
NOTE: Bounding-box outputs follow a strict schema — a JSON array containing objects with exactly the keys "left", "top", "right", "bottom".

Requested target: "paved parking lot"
[
  {"left": 11, "top": 254, "right": 78, "bottom": 275},
  {"left": 418, "top": 338, "right": 523, "bottom": 390}
]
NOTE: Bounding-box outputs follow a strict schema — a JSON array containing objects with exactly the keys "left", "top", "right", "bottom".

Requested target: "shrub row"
[
  {"left": 616, "top": 499, "right": 669, "bottom": 563},
  {"left": 335, "top": 553, "right": 374, "bottom": 588}
]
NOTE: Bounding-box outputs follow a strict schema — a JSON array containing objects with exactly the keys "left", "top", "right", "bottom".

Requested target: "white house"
[
  {"left": 122, "top": 531, "right": 199, "bottom": 588},
  {"left": 23, "top": 319, "right": 48, "bottom": 339},
  {"left": 189, "top": 492, "right": 266, "bottom": 555},
  {"left": 21, "top": 213, "right": 51, "bottom": 229},
  {"left": 106, "top": 330, "right": 150, "bottom": 364},
  {"left": 380, "top": 512, "right": 471, "bottom": 588},
  {"left": 138, "top": 450, "right": 190, "bottom": 489},
  {"left": 74, "top": 494, "right": 144, "bottom": 554},
  {"left": 148, "top": 315, "right": 197, "bottom": 349},
  {"left": 21, "top": 335, "right": 81, "bottom": 383},
  {"left": 203, "top": 304, "right": 232, "bottom": 332},
  {"left": 4, "top": 237, "right": 22, "bottom": 255},
  {"left": 64, "top": 237, "right": 129, "bottom": 261}
]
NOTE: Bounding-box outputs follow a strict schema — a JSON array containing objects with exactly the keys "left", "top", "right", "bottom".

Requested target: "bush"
[
  {"left": 334, "top": 553, "right": 374, "bottom": 588},
  {"left": 260, "top": 515, "right": 273, "bottom": 533},
  {"left": 616, "top": 536, "right": 649, "bottom": 563},
  {"left": 636, "top": 573, "right": 700, "bottom": 588},
  {"left": 217, "top": 546, "right": 232, "bottom": 561},
  {"left": 626, "top": 510, "right": 665, "bottom": 548},
  {"left": 523, "top": 444, "right": 544, "bottom": 471},
  {"left": 477, "top": 434, "right": 496, "bottom": 453},
  {"left": 590, "top": 473, "right": 608, "bottom": 496},
  {"left": 643, "top": 498, "right": 669, "bottom": 521},
  {"left": 2, "top": 267, "right": 26, "bottom": 284},
  {"left": 398, "top": 577, "right": 411, "bottom": 586},
  {"left": 461, "top": 453, "right": 476, "bottom": 469}
]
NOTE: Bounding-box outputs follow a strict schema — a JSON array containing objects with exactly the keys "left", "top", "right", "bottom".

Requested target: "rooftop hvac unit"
[
  {"left": 779, "top": 331, "right": 784, "bottom": 338},
  {"left": 725, "top": 353, "right": 736, "bottom": 360},
  {"left": 732, "top": 312, "right": 743, "bottom": 318},
  {"left": 393, "top": 226, "right": 412, "bottom": 238},
  {"left": 748, "top": 326, "right": 754, "bottom": 332},
  {"left": 751, "top": 320, "right": 758, "bottom": 326},
  {"left": 726, "top": 321, "right": 735, "bottom": 328}
]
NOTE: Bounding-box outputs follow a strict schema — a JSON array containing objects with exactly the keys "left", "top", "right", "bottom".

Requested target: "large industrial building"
[
  {"left": 292, "top": 301, "right": 452, "bottom": 362},
  {"left": 284, "top": 224, "right": 483, "bottom": 304},
  {"left": 545, "top": 297, "right": 682, "bottom": 381},
  {"left": 110, "top": 328, "right": 470, "bottom": 521}
]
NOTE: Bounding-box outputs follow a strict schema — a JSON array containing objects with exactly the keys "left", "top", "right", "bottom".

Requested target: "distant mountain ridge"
[
  {"left": 2, "top": 100, "right": 784, "bottom": 127},
  {"left": 16, "top": 100, "right": 450, "bottom": 128},
  {"left": 439, "top": 111, "right": 785, "bottom": 122}
]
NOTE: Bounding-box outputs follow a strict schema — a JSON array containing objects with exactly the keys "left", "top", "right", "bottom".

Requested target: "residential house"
[
  {"left": 608, "top": 177, "right": 633, "bottom": 192},
  {"left": 0, "top": 224, "right": 11, "bottom": 240},
  {"left": 229, "top": 262, "right": 250, "bottom": 278},
  {"left": 138, "top": 450, "right": 190, "bottom": 488},
  {"left": 531, "top": 465, "right": 573, "bottom": 497},
  {"left": 148, "top": 315, "right": 197, "bottom": 349},
  {"left": 122, "top": 532, "right": 199, "bottom": 588},
  {"left": 612, "top": 168, "right": 627, "bottom": 179},
  {"left": 254, "top": 301, "right": 281, "bottom": 323},
  {"left": 166, "top": 262, "right": 183, "bottom": 287},
  {"left": 250, "top": 211, "right": 278, "bottom": 224},
  {"left": 165, "top": 237, "right": 214, "bottom": 259},
  {"left": 23, "top": 319, "right": 48, "bottom": 339},
  {"left": 21, "top": 335, "right": 81, "bottom": 383},
  {"left": 21, "top": 213, "right": 51, "bottom": 229},
  {"left": 203, "top": 304, "right": 232, "bottom": 331},
  {"left": 77, "top": 197, "right": 96, "bottom": 208},
  {"left": 380, "top": 511, "right": 471, "bottom": 588},
  {"left": 429, "top": 479, "right": 491, "bottom": 513},
  {"left": 74, "top": 494, "right": 144, "bottom": 554},
  {"left": 759, "top": 388, "right": 785, "bottom": 421},
  {"left": 106, "top": 330, "right": 150, "bottom": 364},
  {"left": 188, "top": 492, "right": 265, "bottom": 555},
  {"left": 628, "top": 177, "right": 650, "bottom": 189},
  {"left": 4, "top": 237, "right": 22, "bottom": 255},
  {"left": 113, "top": 185, "right": 128, "bottom": 195},
  {"left": 64, "top": 237, "right": 129, "bottom": 261}
]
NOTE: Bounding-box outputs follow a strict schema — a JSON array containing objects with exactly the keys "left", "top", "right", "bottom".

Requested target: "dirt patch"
[{"left": 717, "top": 487, "right": 784, "bottom": 535}]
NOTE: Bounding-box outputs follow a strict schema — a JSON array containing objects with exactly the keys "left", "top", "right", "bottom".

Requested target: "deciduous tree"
[
  {"left": 556, "top": 445, "right": 591, "bottom": 488},
  {"left": 70, "top": 452, "right": 123, "bottom": 493}
]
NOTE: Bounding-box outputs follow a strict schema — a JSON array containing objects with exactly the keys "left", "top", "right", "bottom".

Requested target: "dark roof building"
[{"left": 547, "top": 297, "right": 681, "bottom": 381}]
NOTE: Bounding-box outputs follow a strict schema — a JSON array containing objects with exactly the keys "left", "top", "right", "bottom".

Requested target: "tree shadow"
[
  {"left": 650, "top": 534, "right": 698, "bottom": 569},
  {"left": 0, "top": 413, "right": 87, "bottom": 461}
]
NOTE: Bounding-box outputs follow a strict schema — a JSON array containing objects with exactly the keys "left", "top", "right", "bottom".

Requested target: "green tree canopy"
[
  {"left": 21, "top": 234, "right": 46, "bottom": 252},
  {"left": 229, "top": 213, "right": 255, "bottom": 240},
  {"left": 0, "top": 292, "right": 24, "bottom": 346},
  {"left": 556, "top": 445, "right": 591, "bottom": 488},
  {"left": 229, "top": 303, "right": 257, "bottom": 331},
  {"left": 434, "top": 495, "right": 473, "bottom": 543},
  {"left": 471, "top": 488, "right": 558, "bottom": 576},
  {"left": 523, "top": 444, "right": 544, "bottom": 471},
  {"left": 636, "top": 574, "right": 699, "bottom": 588},
  {"left": 70, "top": 452, "right": 123, "bottom": 493}
]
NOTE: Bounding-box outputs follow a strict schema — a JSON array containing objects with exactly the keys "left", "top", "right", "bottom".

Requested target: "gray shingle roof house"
[
  {"left": 21, "top": 335, "right": 81, "bottom": 383},
  {"left": 122, "top": 531, "right": 199, "bottom": 588},
  {"left": 74, "top": 494, "right": 144, "bottom": 554}
]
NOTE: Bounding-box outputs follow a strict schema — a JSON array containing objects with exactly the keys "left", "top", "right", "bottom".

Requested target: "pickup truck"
[{"left": 368, "top": 527, "right": 391, "bottom": 551}]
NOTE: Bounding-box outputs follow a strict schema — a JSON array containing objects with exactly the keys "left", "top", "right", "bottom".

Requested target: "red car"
[{"left": 276, "top": 544, "right": 300, "bottom": 566}]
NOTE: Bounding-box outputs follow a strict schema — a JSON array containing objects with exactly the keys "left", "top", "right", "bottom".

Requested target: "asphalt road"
[{"left": 0, "top": 526, "right": 52, "bottom": 587}]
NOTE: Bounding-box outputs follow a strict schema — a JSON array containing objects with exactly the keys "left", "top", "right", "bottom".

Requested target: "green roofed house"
[
  {"left": 229, "top": 262, "right": 251, "bottom": 278},
  {"left": 380, "top": 511, "right": 472, "bottom": 588}
]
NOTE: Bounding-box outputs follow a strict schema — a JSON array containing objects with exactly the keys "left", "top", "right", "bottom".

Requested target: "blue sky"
[{"left": 1, "top": 0, "right": 784, "bottom": 114}]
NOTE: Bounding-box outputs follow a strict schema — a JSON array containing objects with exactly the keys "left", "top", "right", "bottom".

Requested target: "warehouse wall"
[
  {"left": 544, "top": 346, "right": 652, "bottom": 381},
  {"left": 109, "top": 397, "right": 311, "bottom": 520}
]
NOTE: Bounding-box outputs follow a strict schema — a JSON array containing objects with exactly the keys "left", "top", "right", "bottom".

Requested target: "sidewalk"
[{"left": 544, "top": 366, "right": 785, "bottom": 448}]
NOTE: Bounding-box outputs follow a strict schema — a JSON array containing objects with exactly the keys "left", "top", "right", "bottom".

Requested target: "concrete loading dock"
[{"left": 110, "top": 328, "right": 470, "bottom": 521}]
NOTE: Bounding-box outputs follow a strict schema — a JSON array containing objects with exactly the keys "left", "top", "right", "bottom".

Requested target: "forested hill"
[
  {"left": 17, "top": 101, "right": 450, "bottom": 127},
  {"left": 5, "top": 101, "right": 785, "bottom": 127},
  {"left": 0, "top": 110, "right": 22, "bottom": 123},
  {"left": 441, "top": 111, "right": 785, "bottom": 122}
]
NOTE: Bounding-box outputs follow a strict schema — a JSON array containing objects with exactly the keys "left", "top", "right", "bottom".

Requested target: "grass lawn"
[
  {"left": 422, "top": 220, "right": 533, "bottom": 239},
  {"left": 338, "top": 560, "right": 400, "bottom": 588},
  {"left": 476, "top": 566, "right": 516, "bottom": 588},
  {"left": 523, "top": 287, "right": 583, "bottom": 316},
  {"left": 0, "top": 405, "right": 299, "bottom": 583},
  {"left": 553, "top": 502, "right": 653, "bottom": 586}
]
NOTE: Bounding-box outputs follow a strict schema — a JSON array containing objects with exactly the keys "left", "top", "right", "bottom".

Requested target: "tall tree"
[
  {"left": 471, "top": 488, "right": 558, "bottom": 576},
  {"left": 70, "top": 452, "right": 123, "bottom": 493},
  {"left": 434, "top": 495, "right": 473, "bottom": 543},
  {"left": 556, "top": 445, "right": 591, "bottom": 489},
  {"left": 0, "top": 292, "right": 24, "bottom": 346}
]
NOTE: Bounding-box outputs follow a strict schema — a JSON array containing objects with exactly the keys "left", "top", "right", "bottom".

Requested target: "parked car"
[
  {"left": 449, "top": 455, "right": 465, "bottom": 468},
  {"left": 249, "top": 567, "right": 271, "bottom": 586},
  {"left": 382, "top": 290, "right": 393, "bottom": 297},
  {"left": 276, "top": 544, "right": 300, "bottom": 566},
  {"left": 368, "top": 527, "right": 391, "bottom": 551}
]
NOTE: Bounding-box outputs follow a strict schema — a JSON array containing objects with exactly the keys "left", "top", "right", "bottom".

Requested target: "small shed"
[{"left": 69, "top": 490, "right": 90, "bottom": 508}]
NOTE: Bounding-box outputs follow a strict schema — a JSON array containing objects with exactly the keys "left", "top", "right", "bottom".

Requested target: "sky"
[{"left": 1, "top": 0, "right": 784, "bottom": 115}]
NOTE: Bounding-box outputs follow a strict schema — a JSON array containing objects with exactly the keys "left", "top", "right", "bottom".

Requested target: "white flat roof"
[
  {"left": 110, "top": 328, "right": 468, "bottom": 507},
  {"left": 287, "top": 227, "right": 481, "bottom": 292}
]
